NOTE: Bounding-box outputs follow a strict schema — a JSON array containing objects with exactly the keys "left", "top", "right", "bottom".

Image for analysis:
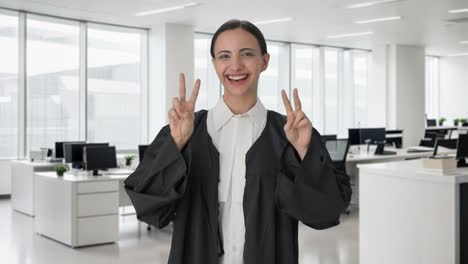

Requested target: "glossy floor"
[{"left": 0, "top": 199, "right": 358, "bottom": 264}]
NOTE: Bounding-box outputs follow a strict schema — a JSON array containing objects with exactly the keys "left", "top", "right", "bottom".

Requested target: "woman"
[{"left": 124, "top": 19, "right": 351, "bottom": 264}]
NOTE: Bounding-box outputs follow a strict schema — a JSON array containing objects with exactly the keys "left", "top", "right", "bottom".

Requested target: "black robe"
[{"left": 124, "top": 110, "right": 351, "bottom": 264}]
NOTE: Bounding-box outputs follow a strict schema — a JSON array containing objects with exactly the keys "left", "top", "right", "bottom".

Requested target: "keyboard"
[{"left": 102, "top": 169, "right": 134, "bottom": 175}]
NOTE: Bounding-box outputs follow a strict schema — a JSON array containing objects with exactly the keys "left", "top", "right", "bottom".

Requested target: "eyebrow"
[{"left": 216, "top": 48, "right": 257, "bottom": 55}]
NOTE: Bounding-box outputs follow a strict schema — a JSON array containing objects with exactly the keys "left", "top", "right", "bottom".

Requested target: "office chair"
[
  {"left": 325, "top": 139, "right": 351, "bottom": 214},
  {"left": 419, "top": 131, "right": 445, "bottom": 148},
  {"left": 321, "top": 134, "right": 337, "bottom": 143}
]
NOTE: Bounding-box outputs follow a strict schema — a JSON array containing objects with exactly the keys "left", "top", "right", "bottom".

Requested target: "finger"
[
  {"left": 168, "top": 108, "right": 180, "bottom": 121},
  {"left": 293, "top": 112, "right": 305, "bottom": 128},
  {"left": 297, "top": 117, "right": 311, "bottom": 128},
  {"left": 281, "top": 89, "right": 293, "bottom": 114},
  {"left": 293, "top": 88, "right": 302, "bottom": 112},
  {"left": 189, "top": 79, "right": 201, "bottom": 105},
  {"left": 284, "top": 112, "right": 295, "bottom": 133},
  {"left": 172, "top": 97, "right": 182, "bottom": 116},
  {"left": 179, "top": 73, "right": 186, "bottom": 102}
]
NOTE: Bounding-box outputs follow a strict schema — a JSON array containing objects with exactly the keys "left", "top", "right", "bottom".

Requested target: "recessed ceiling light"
[
  {"left": 447, "top": 52, "right": 468, "bottom": 57},
  {"left": 254, "top": 18, "right": 294, "bottom": 25},
  {"left": 345, "top": 0, "right": 403, "bottom": 9},
  {"left": 355, "top": 16, "right": 402, "bottom": 24},
  {"left": 327, "top": 32, "right": 374, "bottom": 39},
  {"left": 136, "top": 2, "right": 199, "bottom": 16},
  {"left": 460, "top": 41, "right": 468, "bottom": 44},
  {"left": 448, "top": 8, "right": 468, "bottom": 14}
]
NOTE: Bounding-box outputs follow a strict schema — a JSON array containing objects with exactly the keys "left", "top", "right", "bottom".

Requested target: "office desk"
[
  {"left": 345, "top": 147, "right": 440, "bottom": 205},
  {"left": 11, "top": 160, "right": 57, "bottom": 216},
  {"left": 358, "top": 159, "right": 468, "bottom": 264},
  {"left": 34, "top": 171, "right": 131, "bottom": 248}
]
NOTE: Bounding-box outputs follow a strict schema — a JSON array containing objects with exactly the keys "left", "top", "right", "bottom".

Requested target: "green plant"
[
  {"left": 454, "top": 118, "right": 461, "bottom": 126},
  {"left": 55, "top": 164, "right": 68, "bottom": 176},
  {"left": 124, "top": 154, "right": 136, "bottom": 166},
  {"left": 461, "top": 118, "right": 468, "bottom": 125},
  {"left": 438, "top": 117, "right": 446, "bottom": 126}
]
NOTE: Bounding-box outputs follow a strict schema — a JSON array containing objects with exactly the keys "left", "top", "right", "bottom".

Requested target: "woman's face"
[{"left": 212, "top": 28, "right": 270, "bottom": 98}]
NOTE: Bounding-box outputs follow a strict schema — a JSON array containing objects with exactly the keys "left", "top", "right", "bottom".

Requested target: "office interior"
[{"left": 1, "top": 0, "right": 468, "bottom": 263}]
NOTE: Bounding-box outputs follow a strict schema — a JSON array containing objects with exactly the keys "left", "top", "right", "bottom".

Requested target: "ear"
[{"left": 261, "top": 53, "right": 270, "bottom": 72}]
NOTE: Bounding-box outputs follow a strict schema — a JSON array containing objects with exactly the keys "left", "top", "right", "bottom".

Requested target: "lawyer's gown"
[{"left": 124, "top": 110, "right": 351, "bottom": 264}]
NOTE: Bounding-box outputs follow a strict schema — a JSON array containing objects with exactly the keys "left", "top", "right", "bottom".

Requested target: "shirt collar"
[{"left": 212, "top": 97, "right": 267, "bottom": 132}]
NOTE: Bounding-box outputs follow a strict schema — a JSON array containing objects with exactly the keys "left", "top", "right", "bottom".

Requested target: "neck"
[{"left": 223, "top": 93, "right": 257, "bottom": 115}]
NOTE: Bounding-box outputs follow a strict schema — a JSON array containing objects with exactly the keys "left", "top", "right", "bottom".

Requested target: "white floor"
[{"left": 0, "top": 199, "right": 358, "bottom": 264}]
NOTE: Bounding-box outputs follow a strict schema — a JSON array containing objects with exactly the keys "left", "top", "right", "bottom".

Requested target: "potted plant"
[
  {"left": 438, "top": 117, "right": 446, "bottom": 126},
  {"left": 461, "top": 118, "right": 468, "bottom": 126},
  {"left": 454, "top": 118, "right": 460, "bottom": 126},
  {"left": 55, "top": 164, "right": 68, "bottom": 176},
  {"left": 124, "top": 154, "right": 136, "bottom": 167}
]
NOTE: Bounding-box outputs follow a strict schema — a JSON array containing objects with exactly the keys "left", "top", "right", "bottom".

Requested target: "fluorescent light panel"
[
  {"left": 355, "top": 16, "right": 401, "bottom": 24},
  {"left": 327, "top": 31, "right": 374, "bottom": 39},
  {"left": 447, "top": 53, "right": 468, "bottom": 57},
  {"left": 254, "top": 17, "right": 294, "bottom": 25},
  {"left": 448, "top": 8, "right": 468, "bottom": 13},
  {"left": 346, "top": 0, "right": 403, "bottom": 9},
  {"left": 460, "top": 41, "right": 468, "bottom": 44},
  {"left": 136, "top": 2, "right": 199, "bottom": 16}
]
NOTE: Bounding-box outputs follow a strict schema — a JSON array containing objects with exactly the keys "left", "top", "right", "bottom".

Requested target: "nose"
[{"left": 229, "top": 54, "right": 243, "bottom": 71}]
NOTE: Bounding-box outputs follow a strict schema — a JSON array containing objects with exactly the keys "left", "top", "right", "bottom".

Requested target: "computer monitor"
[
  {"left": 138, "top": 144, "right": 150, "bottom": 162},
  {"left": 427, "top": 119, "right": 437, "bottom": 127},
  {"left": 433, "top": 138, "right": 458, "bottom": 156},
  {"left": 64, "top": 142, "right": 109, "bottom": 168},
  {"left": 84, "top": 146, "right": 117, "bottom": 175},
  {"left": 457, "top": 134, "right": 468, "bottom": 167},
  {"left": 361, "top": 128, "right": 386, "bottom": 144},
  {"left": 348, "top": 129, "right": 361, "bottom": 145},
  {"left": 55, "top": 141, "right": 85, "bottom": 158}
]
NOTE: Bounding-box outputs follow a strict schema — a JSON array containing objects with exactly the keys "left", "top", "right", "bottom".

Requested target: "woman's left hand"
[{"left": 281, "top": 88, "right": 313, "bottom": 160}]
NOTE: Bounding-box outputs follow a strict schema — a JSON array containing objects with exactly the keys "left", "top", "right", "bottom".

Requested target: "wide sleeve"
[
  {"left": 275, "top": 128, "right": 351, "bottom": 230},
  {"left": 124, "top": 125, "right": 191, "bottom": 229}
]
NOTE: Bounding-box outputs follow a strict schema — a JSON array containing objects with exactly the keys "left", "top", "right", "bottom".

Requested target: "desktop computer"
[
  {"left": 84, "top": 146, "right": 117, "bottom": 176},
  {"left": 64, "top": 142, "right": 109, "bottom": 169},
  {"left": 348, "top": 128, "right": 395, "bottom": 155},
  {"left": 55, "top": 141, "right": 85, "bottom": 159},
  {"left": 433, "top": 138, "right": 458, "bottom": 156},
  {"left": 457, "top": 134, "right": 468, "bottom": 168},
  {"left": 138, "top": 144, "right": 150, "bottom": 162}
]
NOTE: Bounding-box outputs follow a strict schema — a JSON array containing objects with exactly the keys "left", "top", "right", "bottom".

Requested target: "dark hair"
[{"left": 210, "top": 19, "right": 268, "bottom": 58}]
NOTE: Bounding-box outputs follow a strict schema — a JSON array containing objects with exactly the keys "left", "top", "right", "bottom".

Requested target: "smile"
[{"left": 227, "top": 74, "right": 248, "bottom": 81}]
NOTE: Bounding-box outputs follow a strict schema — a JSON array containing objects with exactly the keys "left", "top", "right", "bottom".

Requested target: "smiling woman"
[{"left": 124, "top": 19, "right": 351, "bottom": 264}]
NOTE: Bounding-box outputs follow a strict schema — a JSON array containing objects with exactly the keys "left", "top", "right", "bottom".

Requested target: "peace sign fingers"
[
  {"left": 189, "top": 79, "right": 201, "bottom": 105},
  {"left": 281, "top": 89, "right": 294, "bottom": 114}
]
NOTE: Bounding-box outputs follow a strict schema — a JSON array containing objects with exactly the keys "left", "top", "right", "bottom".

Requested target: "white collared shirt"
[{"left": 207, "top": 98, "right": 267, "bottom": 264}]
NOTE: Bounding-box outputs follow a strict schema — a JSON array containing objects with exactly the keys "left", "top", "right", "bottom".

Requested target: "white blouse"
[{"left": 207, "top": 98, "right": 267, "bottom": 264}]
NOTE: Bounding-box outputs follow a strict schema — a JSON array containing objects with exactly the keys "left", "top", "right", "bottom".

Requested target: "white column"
[
  {"left": 387, "top": 44, "right": 426, "bottom": 147},
  {"left": 148, "top": 23, "right": 194, "bottom": 140}
]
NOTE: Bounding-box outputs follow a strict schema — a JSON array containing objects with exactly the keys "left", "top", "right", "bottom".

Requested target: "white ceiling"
[{"left": 1, "top": 0, "right": 468, "bottom": 56}]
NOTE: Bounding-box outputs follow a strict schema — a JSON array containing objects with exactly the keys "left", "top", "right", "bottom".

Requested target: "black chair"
[
  {"left": 419, "top": 131, "right": 445, "bottom": 147},
  {"left": 325, "top": 139, "right": 351, "bottom": 214},
  {"left": 321, "top": 134, "right": 337, "bottom": 143},
  {"left": 433, "top": 138, "right": 458, "bottom": 156}
]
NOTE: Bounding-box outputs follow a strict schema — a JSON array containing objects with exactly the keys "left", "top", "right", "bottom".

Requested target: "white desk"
[
  {"left": 358, "top": 159, "right": 468, "bottom": 264},
  {"left": 11, "top": 160, "right": 57, "bottom": 216},
  {"left": 345, "top": 146, "right": 443, "bottom": 205},
  {"left": 34, "top": 171, "right": 130, "bottom": 248}
]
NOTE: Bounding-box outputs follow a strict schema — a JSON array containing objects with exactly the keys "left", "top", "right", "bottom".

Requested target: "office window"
[
  {"left": 26, "top": 15, "right": 80, "bottom": 151},
  {"left": 291, "top": 44, "right": 324, "bottom": 132},
  {"left": 194, "top": 34, "right": 220, "bottom": 111},
  {"left": 353, "top": 51, "right": 369, "bottom": 126},
  {"left": 324, "top": 48, "right": 339, "bottom": 134},
  {"left": 87, "top": 24, "right": 146, "bottom": 150},
  {"left": 425, "top": 56, "right": 439, "bottom": 119},
  {"left": 258, "top": 41, "right": 290, "bottom": 114},
  {"left": 0, "top": 11, "right": 18, "bottom": 158}
]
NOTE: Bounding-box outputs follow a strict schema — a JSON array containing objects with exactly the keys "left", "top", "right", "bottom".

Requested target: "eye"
[
  {"left": 241, "top": 52, "right": 254, "bottom": 57},
  {"left": 217, "top": 54, "right": 230, "bottom": 60}
]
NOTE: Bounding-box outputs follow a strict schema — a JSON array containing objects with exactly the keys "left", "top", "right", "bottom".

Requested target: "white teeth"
[{"left": 228, "top": 75, "right": 247, "bottom": 81}]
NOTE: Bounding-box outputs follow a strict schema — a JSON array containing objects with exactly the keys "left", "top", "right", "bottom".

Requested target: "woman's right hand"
[{"left": 168, "top": 73, "right": 201, "bottom": 151}]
